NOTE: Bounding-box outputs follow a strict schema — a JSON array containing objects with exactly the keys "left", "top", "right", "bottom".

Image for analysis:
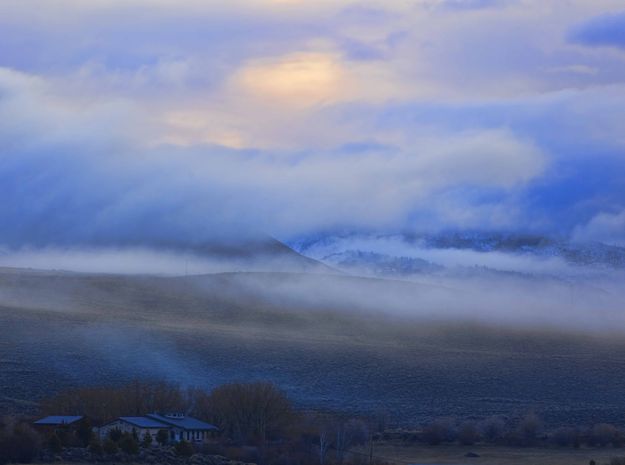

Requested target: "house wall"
[
  {"left": 169, "top": 427, "right": 211, "bottom": 443},
  {"left": 98, "top": 420, "right": 167, "bottom": 444}
]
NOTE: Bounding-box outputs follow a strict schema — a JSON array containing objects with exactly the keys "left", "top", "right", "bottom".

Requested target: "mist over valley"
[{"left": 2, "top": 234, "right": 625, "bottom": 428}]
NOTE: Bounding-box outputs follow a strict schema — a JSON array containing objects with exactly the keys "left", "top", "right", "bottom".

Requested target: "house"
[
  {"left": 98, "top": 413, "right": 218, "bottom": 444},
  {"left": 34, "top": 415, "right": 84, "bottom": 427},
  {"left": 146, "top": 413, "right": 218, "bottom": 443},
  {"left": 33, "top": 415, "right": 85, "bottom": 435},
  {"left": 99, "top": 417, "right": 170, "bottom": 443}
]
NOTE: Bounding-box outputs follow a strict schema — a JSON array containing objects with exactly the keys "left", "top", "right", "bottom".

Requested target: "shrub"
[
  {"left": 103, "top": 438, "right": 118, "bottom": 454},
  {"left": 198, "top": 442, "right": 225, "bottom": 456},
  {"left": 422, "top": 418, "right": 456, "bottom": 445},
  {"left": 48, "top": 433, "right": 63, "bottom": 454},
  {"left": 175, "top": 439, "right": 195, "bottom": 457},
  {"left": 118, "top": 433, "right": 139, "bottom": 455},
  {"left": 516, "top": 413, "right": 542, "bottom": 446},
  {"left": 591, "top": 424, "right": 619, "bottom": 447},
  {"left": 88, "top": 438, "right": 103, "bottom": 455},
  {"left": 0, "top": 419, "right": 42, "bottom": 464},
  {"left": 503, "top": 430, "right": 523, "bottom": 447},
  {"left": 224, "top": 446, "right": 259, "bottom": 462},
  {"left": 458, "top": 422, "right": 480, "bottom": 446},
  {"left": 551, "top": 427, "right": 580, "bottom": 447},
  {"left": 76, "top": 418, "right": 94, "bottom": 446},
  {"left": 479, "top": 416, "right": 506, "bottom": 443},
  {"left": 108, "top": 428, "right": 123, "bottom": 442}
]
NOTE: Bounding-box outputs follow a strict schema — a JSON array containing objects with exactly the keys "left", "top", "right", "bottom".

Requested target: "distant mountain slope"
[
  {"left": 154, "top": 235, "right": 332, "bottom": 272},
  {"left": 289, "top": 231, "right": 625, "bottom": 276},
  {"left": 422, "top": 231, "right": 625, "bottom": 268},
  {"left": 322, "top": 250, "right": 444, "bottom": 277}
]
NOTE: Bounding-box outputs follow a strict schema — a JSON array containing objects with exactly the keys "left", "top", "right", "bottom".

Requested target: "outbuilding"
[
  {"left": 34, "top": 415, "right": 84, "bottom": 427},
  {"left": 33, "top": 415, "right": 85, "bottom": 435}
]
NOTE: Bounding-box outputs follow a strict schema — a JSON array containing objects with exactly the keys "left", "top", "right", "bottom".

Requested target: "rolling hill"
[{"left": 2, "top": 265, "right": 625, "bottom": 428}]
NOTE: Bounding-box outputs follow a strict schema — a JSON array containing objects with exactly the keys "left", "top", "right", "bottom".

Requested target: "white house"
[
  {"left": 99, "top": 413, "right": 218, "bottom": 444},
  {"left": 99, "top": 417, "right": 170, "bottom": 443},
  {"left": 145, "top": 413, "right": 218, "bottom": 443}
]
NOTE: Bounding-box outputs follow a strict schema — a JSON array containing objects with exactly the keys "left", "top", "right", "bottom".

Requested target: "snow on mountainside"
[
  {"left": 288, "top": 232, "right": 625, "bottom": 278},
  {"left": 421, "top": 232, "right": 625, "bottom": 268},
  {"left": 323, "top": 250, "right": 444, "bottom": 277}
]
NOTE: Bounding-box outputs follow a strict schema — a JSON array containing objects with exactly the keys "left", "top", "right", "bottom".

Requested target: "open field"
[
  {"left": 2, "top": 267, "right": 625, "bottom": 426},
  {"left": 361, "top": 443, "right": 618, "bottom": 465},
  {"left": 12, "top": 447, "right": 620, "bottom": 465}
]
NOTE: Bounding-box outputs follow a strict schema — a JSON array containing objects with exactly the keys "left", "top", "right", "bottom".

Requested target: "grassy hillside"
[{"left": 1, "top": 267, "right": 625, "bottom": 427}]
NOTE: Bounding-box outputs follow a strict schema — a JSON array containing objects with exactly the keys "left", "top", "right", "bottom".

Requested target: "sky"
[{"left": 1, "top": 0, "right": 625, "bottom": 249}]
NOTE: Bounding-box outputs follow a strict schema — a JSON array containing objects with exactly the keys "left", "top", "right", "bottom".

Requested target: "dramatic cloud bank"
[{"left": 1, "top": 0, "right": 625, "bottom": 248}]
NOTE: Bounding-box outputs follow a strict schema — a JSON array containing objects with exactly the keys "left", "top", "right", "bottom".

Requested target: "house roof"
[
  {"left": 34, "top": 416, "right": 83, "bottom": 426},
  {"left": 146, "top": 413, "right": 218, "bottom": 431},
  {"left": 114, "top": 417, "right": 171, "bottom": 429}
]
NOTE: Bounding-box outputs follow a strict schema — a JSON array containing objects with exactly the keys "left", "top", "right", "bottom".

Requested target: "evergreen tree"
[
  {"left": 142, "top": 433, "right": 153, "bottom": 448},
  {"left": 175, "top": 439, "right": 194, "bottom": 457},
  {"left": 156, "top": 429, "right": 169, "bottom": 446}
]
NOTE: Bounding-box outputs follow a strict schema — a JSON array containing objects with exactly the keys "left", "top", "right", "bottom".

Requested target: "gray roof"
[
  {"left": 146, "top": 413, "right": 218, "bottom": 431},
  {"left": 117, "top": 417, "right": 171, "bottom": 428},
  {"left": 34, "top": 416, "right": 83, "bottom": 426}
]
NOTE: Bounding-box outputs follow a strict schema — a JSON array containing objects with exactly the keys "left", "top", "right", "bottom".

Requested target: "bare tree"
[
  {"left": 198, "top": 381, "right": 294, "bottom": 444},
  {"left": 516, "top": 412, "right": 542, "bottom": 446},
  {"left": 423, "top": 418, "right": 456, "bottom": 445},
  {"left": 458, "top": 421, "right": 480, "bottom": 445},
  {"left": 591, "top": 423, "right": 619, "bottom": 447},
  {"left": 335, "top": 418, "right": 368, "bottom": 464},
  {"left": 41, "top": 380, "right": 187, "bottom": 423},
  {"left": 318, "top": 428, "right": 331, "bottom": 465},
  {"left": 0, "top": 416, "right": 42, "bottom": 464},
  {"left": 479, "top": 416, "right": 506, "bottom": 443}
]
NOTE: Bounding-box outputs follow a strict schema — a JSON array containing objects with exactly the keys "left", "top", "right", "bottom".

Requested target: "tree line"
[
  {"left": 3, "top": 380, "right": 372, "bottom": 465},
  {"left": 4, "top": 380, "right": 625, "bottom": 465},
  {"left": 390, "top": 413, "right": 625, "bottom": 449}
]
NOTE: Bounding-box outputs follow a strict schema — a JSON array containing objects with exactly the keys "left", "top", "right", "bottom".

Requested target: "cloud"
[
  {"left": 230, "top": 52, "right": 347, "bottom": 107},
  {"left": 546, "top": 65, "right": 599, "bottom": 75},
  {"left": 569, "top": 11, "right": 625, "bottom": 50},
  {"left": 573, "top": 209, "right": 625, "bottom": 246},
  {"left": 435, "top": 0, "right": 515, "bottom": 11},
  {"left": 0, "top": 64, "right": 549, "bottom": 245},
  {"left": 0, "top": 1, "right": 624, "bottom": 249}
]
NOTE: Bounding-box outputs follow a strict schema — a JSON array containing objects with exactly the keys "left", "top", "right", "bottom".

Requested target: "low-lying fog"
[
  {"left": 0, "top": 246, "right": 321, "bottom": 275},
  {"left": 2, "top": 242, "right": 625, "bottom": 424},
  {"left": 0, "top": 241, "right": 624, "bottom": 335}
]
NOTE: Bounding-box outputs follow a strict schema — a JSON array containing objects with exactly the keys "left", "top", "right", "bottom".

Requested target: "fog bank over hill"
[
  {"left": 0, "top": 227, "right": 624, "bottom": 426},
  {"left": 0, "top": 232, "right": 624, "bottom": 333},
  {"left": 2, "top": 265, "right": 625, "bottom": 425},
  {"left": 1, "top": 231, "right": 624, "bottom": 423},
  {"left": 289, "top": 231, "right": 625, "bottom": 280},
  {"left": 0, "top": 235, "right": 328, "bottom": 275}
]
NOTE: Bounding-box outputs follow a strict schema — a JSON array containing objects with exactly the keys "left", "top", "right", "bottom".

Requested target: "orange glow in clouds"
[{"left": 234, "top": 53, "right": 346, "bottom": 107}]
